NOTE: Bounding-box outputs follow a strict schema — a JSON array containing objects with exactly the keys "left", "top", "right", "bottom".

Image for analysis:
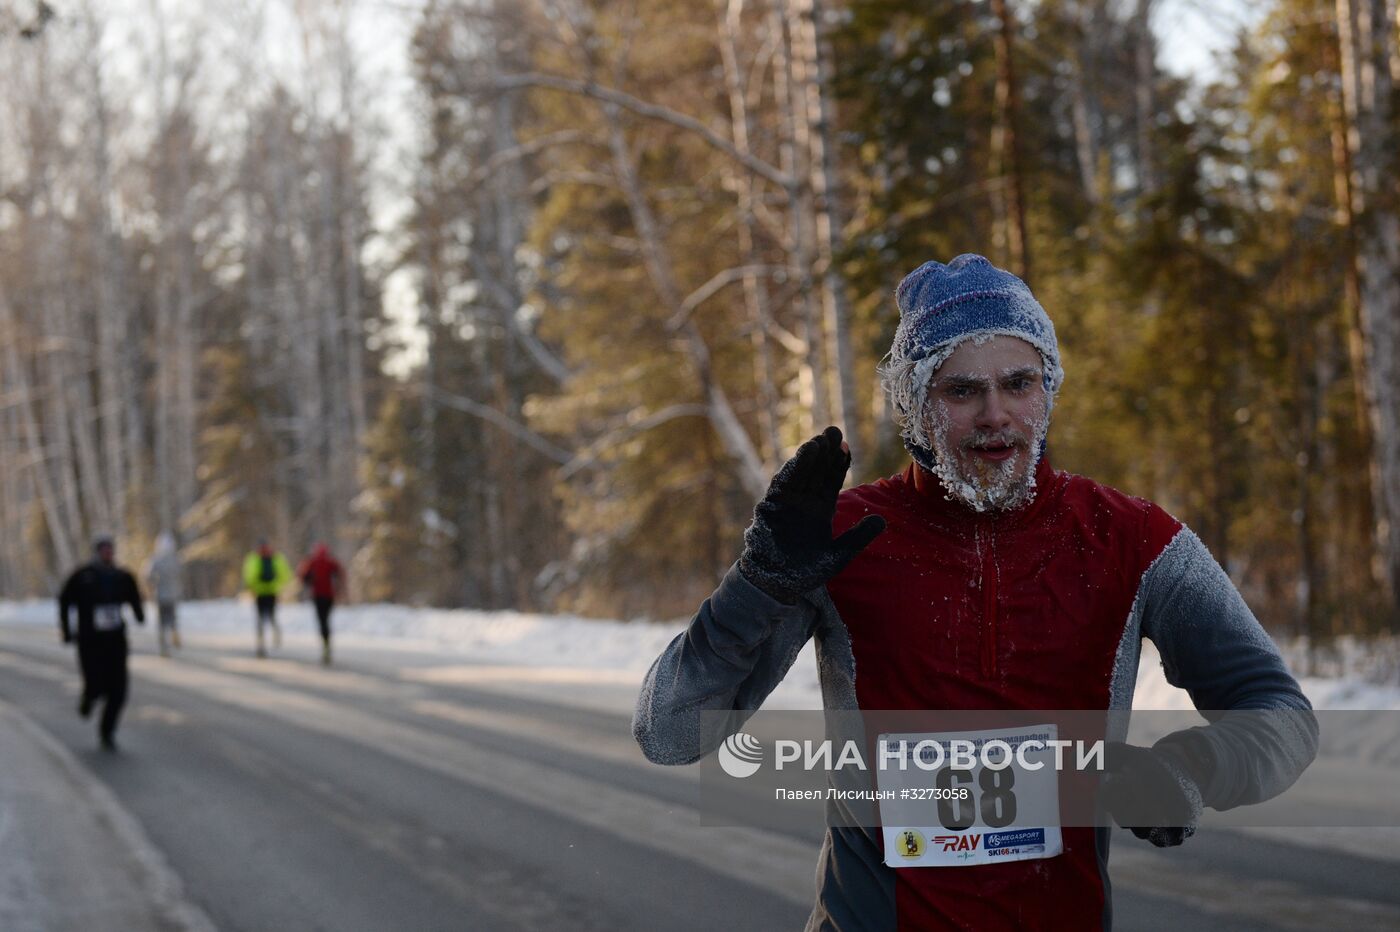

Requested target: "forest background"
[{"left": 1, "top": 0, "right": 1398, "bottom": 655}]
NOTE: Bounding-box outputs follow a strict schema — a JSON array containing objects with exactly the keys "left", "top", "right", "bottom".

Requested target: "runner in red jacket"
[
  {"left": 297, "top": 542, "right": 343, "bottom": 666},
  {"left": 634, "top": 255, "right": 1316, "bottom": 930}
]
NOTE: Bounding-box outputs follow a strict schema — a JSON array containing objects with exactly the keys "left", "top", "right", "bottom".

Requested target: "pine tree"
[
  {"left": 181, "top": 341, "right": 286, "bottom": 595},
  {"left": 352, "top": 392, "right": 452, "bottom": 604}
]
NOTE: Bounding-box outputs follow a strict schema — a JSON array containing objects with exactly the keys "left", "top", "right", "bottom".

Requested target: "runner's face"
[
  {"left": 921, "top": 336, "right": 1049, "bottom": 511},
  {"left": 96, "top": 543, "right": 114, "bottom": 564}
]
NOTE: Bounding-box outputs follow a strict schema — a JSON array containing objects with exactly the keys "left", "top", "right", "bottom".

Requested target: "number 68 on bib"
[{"left": 877, "top": 724, "right": 1065, "bottom": 868}]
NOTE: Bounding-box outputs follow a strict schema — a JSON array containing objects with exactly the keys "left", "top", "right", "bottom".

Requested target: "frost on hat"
[
  {"left": 890, "top": 254, "right": 1062, "bottom": 391},
  {"left": 886, "top": 254, "right": 1063, "bottom": 472}
]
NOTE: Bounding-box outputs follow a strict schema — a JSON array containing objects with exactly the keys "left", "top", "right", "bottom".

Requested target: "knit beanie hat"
[{"left": 884, "top": 254, "right": 1063, "bottom": 471}]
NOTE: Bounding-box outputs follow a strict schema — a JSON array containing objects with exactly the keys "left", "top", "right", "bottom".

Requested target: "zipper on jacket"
[{"left": 980, "top": 527, "right": 998, "bottom": 678}]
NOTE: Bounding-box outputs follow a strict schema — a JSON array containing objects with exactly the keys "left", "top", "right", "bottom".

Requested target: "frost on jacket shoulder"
[
  {"left": 632, "top": 563, "right": 822, "bottom": 766},
  {"left": 1129, "top": 522, "right": 1319, "bottom": 809}
]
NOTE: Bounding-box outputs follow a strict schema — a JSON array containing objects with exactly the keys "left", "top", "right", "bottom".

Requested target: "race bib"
[
  {"left": 877, "top": 724, "right": 1064, "bottom": 868},
  {"left": 93, "top": 604, "right": 124, "bottom": 631}
]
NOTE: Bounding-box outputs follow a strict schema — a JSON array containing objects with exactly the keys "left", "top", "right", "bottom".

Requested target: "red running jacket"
[
  {"left": 634, "top": 458, "right": 1317, "bottom": 931},
  {"left": 825, "top": 458, "right": 1178, "bottom": 929},
  {"left": 297, "top": 546, "right": 342, "bottom": 600}
]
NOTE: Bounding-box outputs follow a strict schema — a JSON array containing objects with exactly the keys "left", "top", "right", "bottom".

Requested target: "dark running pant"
[
  {"left": 77, "top": 631, "right": 129, "bottom": 740},
  {"left": 313, "top": 597, "right": 334, "bottom": 645},
  {"left": 255, "top": 594, "right": 277, "bottom": 625},
  {"left": 157, "top": 601, "right": 177, "bottom": 654}
]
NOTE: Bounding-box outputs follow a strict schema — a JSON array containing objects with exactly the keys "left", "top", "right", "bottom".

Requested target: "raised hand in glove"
[
  {"left": 737, "top": 426, "right": 886, "bottom": 604},
  {"left": 1099, "top": 735, "right": 1213, "bottom": 848}
]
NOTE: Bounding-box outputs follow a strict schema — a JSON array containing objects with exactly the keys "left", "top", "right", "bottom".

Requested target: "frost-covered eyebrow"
[{"left": 936, "top": 366, "right": 1040, "bottom": 389}]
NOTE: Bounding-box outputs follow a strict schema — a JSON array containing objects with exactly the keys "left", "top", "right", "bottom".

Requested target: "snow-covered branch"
[
  {"left": 666, "top": 264, "right": 786, "bottom": 332},
  {"left": 470, "top": 71, "right": 795, "bottom": 190},
  {"left": 559, "top": 403, "right": 710, "bottom": 479},
  {"left": 428, "top": 385, "right": 573, "bottom": 465}
]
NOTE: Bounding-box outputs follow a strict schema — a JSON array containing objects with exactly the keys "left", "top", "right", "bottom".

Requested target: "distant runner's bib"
[
  {"left": 93, "top": 604, "right": 124, "bottom": 631},
  {"left": 877, "top": 724, "right": 1064, "bottom": 868}
]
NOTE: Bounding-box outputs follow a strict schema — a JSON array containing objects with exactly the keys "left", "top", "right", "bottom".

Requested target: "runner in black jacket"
[{"left": 59, "top": 536, "right": 145, "bottom": 750}]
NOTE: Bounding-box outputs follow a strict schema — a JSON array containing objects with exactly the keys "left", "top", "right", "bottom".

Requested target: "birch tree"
[
  {"left": 1335, "top": 0, "right": 1400, "bottom": 620},
  {"left": 990, "top": 0, "right": 1031, "bottom": 281}
]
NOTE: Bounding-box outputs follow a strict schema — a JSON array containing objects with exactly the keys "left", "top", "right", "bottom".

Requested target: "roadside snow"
[{"left": 4, "top": 599, "right": 1398, "bottom": 711}]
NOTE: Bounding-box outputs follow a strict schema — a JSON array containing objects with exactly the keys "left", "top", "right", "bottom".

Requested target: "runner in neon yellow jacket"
[{"left": 243, "top": 540, "right": 293, "bottom": 657}]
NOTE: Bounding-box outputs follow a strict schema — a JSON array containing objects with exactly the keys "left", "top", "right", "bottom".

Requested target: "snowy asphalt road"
[{"left": 2, "top": 622, "right": 1399, "bottom": 931}]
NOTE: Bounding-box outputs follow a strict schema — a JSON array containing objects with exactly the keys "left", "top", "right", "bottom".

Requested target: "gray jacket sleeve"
[
  {"left": 1139, "top": 527, "right": 1319, "bottom": 810},
  {"left": 633, "top": 563, "right": 819, "bottom": 765}
]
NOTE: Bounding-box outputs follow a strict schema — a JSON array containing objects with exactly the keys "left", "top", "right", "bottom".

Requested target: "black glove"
[
  {"left": 1100, "top": 736, "right": 1212, "bottom": 848},
  {"left": 737, "top": 426, "right": 886, "bottom": 604}
]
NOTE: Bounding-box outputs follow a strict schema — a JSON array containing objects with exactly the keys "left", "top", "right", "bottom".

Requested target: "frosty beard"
[{"left": 925, "top": 401, "right": 1050, "bottom": 513}]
